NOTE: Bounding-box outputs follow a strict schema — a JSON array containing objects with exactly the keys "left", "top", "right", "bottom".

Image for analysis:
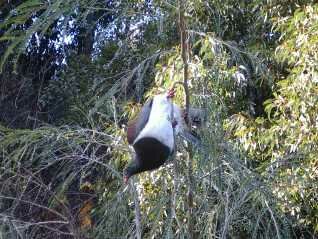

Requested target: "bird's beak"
[
  {"left": 167, "top": 88, "right": 175, "bottom": 98},
  {"left": 123, "top": 175, "right": 129, "bottom": 184}
]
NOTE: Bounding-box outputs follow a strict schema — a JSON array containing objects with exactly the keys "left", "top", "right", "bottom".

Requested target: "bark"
[
  {"left": 129, "top": 180, "right": 142, "bottom": 239},
  {"left": 178, "top": 1, "right": 195, "bottom": 238}
]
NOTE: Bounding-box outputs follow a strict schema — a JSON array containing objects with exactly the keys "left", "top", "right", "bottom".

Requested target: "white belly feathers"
[{"left": 133, "top": 94, "right": 175, "bottom": 151}]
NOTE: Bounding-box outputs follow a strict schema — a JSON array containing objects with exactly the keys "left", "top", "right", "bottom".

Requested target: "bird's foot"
[
  {"left": 167, "top": 88, "right": 176, "bottom": 98},
  {"left": 182, "top": 111, "right": 188, "bottom": 119},
  {"left": 172, "top": 119, "right": 178, "bottom": 128},
  {"left": 183, "top": 111, "right": 189, "bottom": 124}
]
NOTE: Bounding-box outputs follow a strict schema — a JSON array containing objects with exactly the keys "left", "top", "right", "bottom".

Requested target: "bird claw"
[
  {"left": 167, "top": 88, "right": 176, "bottom": 98},
  {"left": 172, "top": 119, "right": 178, "bottom": 128}
]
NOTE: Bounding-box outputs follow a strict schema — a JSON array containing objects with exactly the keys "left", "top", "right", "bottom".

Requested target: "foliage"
[
  {"left": 225, "top": 3, "right": 318, "bottom": 234},
  {"left": 0, "top": 124, "right": 125, "bottom": 238}
]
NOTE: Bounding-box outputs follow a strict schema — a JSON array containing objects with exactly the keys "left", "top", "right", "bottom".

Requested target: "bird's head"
[
  {"left": 123, "top": 161, "right": 141, "bottom": 184},
  {"left": 123, "top": 170, "right": 131, "bottom": 184},
  {"left": 123, "top": 175, "right": 129, "bottom": 184},
  {"left": 123, "top": 168, "right": 132, "bottom": 184}
]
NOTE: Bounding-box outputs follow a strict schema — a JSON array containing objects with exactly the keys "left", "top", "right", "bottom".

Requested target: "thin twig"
[
  {"left": 265, "top": 200, "right": 281, "bottom": 239},
  {"left": 129, "top": 179, "right": 142, "bottom": 239},
  {"left": 0, "top": 196, "right": 67, "bottom": 221}
]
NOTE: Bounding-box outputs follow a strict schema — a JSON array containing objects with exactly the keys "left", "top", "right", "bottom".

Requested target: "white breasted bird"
[{"left": 123, "top": 89, "right": 202, "bottom": 183}]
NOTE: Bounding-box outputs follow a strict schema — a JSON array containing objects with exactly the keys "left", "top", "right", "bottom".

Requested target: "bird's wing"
[
  {"left": 172, "top": 104, "right": 202, "bottom": 147},
  {"left": 127, "top": 98, "right": 153, "bottom": 145}
]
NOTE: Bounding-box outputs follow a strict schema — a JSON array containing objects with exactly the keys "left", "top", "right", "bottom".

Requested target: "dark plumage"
[
  {"left": 126, "top": 99, "right": 153, "bottom": 145},
  {"left": 124, "top": 137, "right": 171, "bottom": 181}
]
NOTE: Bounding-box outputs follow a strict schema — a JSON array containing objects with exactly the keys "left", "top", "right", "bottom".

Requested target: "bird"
[{"left": 123, "top": 88, "right": 184, "bottom": 183}]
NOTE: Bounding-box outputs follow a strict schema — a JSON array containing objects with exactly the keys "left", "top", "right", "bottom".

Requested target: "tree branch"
[
  {"left": 178, "top": 1, "right": 195, "bottom": 238},
  {"left": 129, "top": 178, "right": 142, "bottom": 239},
  {"left": 179, "top": 1, "right": 190, "bottom": 116}
]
